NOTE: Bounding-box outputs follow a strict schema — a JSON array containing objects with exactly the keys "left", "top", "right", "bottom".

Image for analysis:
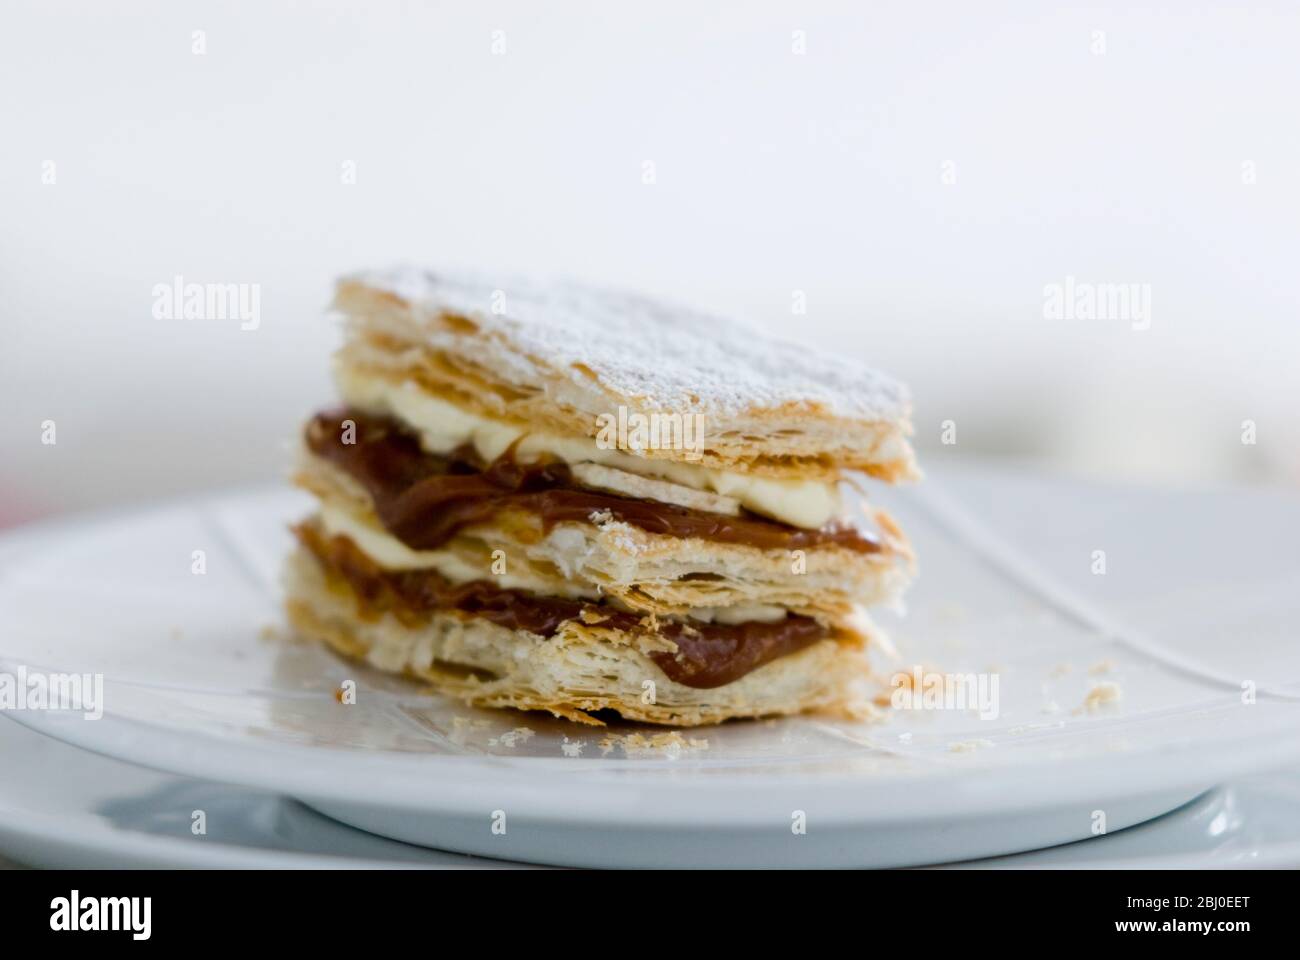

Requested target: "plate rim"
[{"left": 9, "top": 702, "right": 1300, "bottom": 827}]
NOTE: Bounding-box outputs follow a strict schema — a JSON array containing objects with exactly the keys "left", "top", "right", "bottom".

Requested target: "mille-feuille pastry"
[{"left": 284, "top": 267, "right": 919, "bottom": 726}]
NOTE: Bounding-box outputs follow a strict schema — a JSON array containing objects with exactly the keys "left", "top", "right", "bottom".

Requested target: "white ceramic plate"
[
  {"left": 7, "top": 714, "right": 1300, "bottom": 870},
  {"left": 2, "top": 464, "right": 1299, "bottom": 868},
  {"left": 0, "top": 716, "right": 514, "bottom": 869}
]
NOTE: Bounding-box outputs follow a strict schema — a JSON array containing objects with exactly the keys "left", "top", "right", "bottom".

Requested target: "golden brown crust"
[
  {"left": 284, "top": 544, "right": 884, "bottom": 727},
  {"left": 334, "top": 279, "right": 919, "bottom": 483}
]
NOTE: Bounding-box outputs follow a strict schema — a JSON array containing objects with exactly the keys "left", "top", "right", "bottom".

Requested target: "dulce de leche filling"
[
  {"left": 304, "top": 408, "right": 881, "bottom": 553},
  {"left": 297, "top": 522, "right": 831, "bottom": 689}
]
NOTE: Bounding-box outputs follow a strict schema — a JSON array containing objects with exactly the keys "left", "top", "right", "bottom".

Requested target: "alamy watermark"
[
  {"left": 152, "top": 274, "right": 261, "bottom": 330},
  {"left": 1043, "top": 275, "right": 1150, "bottom": 331},
  {"left": 0, "top": 666, "right": 103, "bottom": 720},
  {"left": 595, "top": 405, "right": 706, "bottom": 459},
  {"left": 890, "top": 666, "right": 1000, "bottom": 720},
  {"left": 50, "top": 891, "right": 150, "bottom": 940}
]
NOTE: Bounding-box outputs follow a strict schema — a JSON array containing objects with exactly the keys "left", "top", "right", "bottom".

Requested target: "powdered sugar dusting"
[{"left": 349, "top": 266, "right": 911, "bottom": 423}]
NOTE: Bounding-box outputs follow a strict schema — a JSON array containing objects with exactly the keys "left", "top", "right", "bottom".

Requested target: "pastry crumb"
[
  {"left": 488, "top": 726, "right": 535, "bottom": 748},
  {"left": 452, "top": 715, "right": 491, "bottom": 730},
  {"left": 1078, "top": 682, "right": 1123, "bottom": 713},
  {"left": 948, "top": 738, "right": 995, "bottom": 753},
  {"left": 447, "top": 715, "right": 493, "bottom": 744},
  {"left": 599, "top": 731, "right": 709, "bottom": 758}
]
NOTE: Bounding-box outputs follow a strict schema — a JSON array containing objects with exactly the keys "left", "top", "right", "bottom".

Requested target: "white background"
[{"left": 2, "top": 0, "right": 1298, "bottom": 526}]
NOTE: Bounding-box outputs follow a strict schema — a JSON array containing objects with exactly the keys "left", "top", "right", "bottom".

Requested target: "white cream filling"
[
  {"left": 334, "top": 363, "right": 841, "bottom": 529},
  {"left": 319, "top": 504, "right": 788, "bottom": 625},
  {"left": 686, "top": 604, "right": 788, "bottom": 624},
  {"left": 321, "top": 503, "right": 479, "bottom": 575},
  {"left": 319, "top": 503, "right": 599, "bottom": 598}
]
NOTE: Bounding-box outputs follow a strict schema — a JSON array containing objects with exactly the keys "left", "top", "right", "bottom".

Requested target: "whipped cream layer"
[{"left": 335, "top": 364, "right": 843, "bottom": 529}]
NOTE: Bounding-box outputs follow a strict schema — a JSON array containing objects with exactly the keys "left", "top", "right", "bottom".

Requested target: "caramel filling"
[
  {"left": 296, "top": 522, "right": 831, "bottom": 689},
  {"left": 304, "top": 409, "right": 881, "bottom": 553}
]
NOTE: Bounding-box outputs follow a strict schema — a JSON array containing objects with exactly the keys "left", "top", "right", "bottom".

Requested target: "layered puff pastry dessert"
[{"left": 284, "top": 267, "right": 919, "bottom": 726}]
